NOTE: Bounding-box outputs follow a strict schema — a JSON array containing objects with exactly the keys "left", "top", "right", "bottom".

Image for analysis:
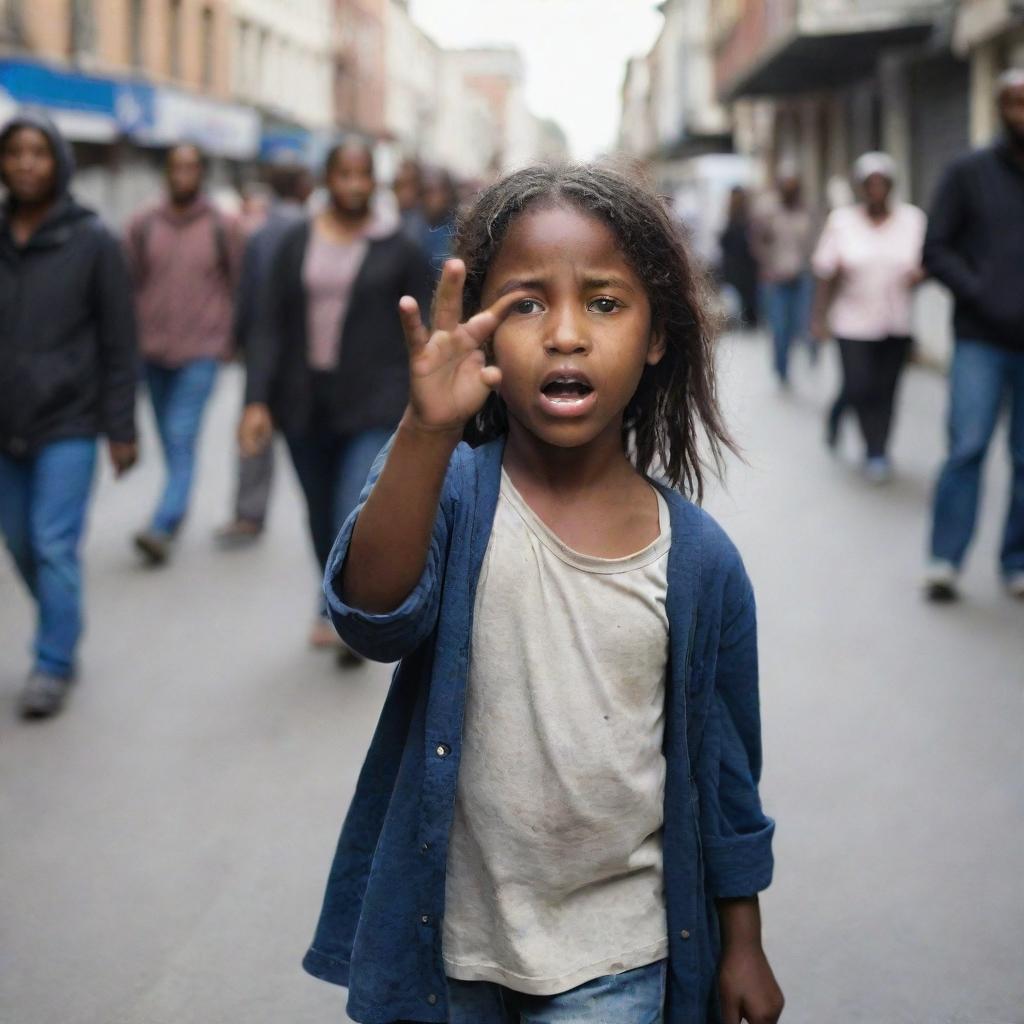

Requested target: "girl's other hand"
[
  {"left": 108, "top": 440, "right": 138, "bottom": 477},
  {"left": 399, "top": 259, "right": 521, "bottom": 436},
  {"left": 718, "top": 942, "right": 785, "bottom": 1024}
]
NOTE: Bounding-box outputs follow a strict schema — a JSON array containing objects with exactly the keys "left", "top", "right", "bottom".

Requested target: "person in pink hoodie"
[{"left": 124, "top": 142, "right": 244, "bottom": 565}]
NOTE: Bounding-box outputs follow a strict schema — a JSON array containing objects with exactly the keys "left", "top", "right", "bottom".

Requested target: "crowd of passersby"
[
  {"left": 0, "top": 69, "right": 1022, "bottom": 721},
  {"left": 0, "top": 109, "right": 457, "bottom": 718},
  {"left": 717, "top": 68, "right": 1024, "bottom": 602}
]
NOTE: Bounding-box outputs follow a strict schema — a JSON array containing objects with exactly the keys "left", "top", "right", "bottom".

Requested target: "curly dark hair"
[{"left": 454, "top": 162, "right": 734, "bottom": 501}]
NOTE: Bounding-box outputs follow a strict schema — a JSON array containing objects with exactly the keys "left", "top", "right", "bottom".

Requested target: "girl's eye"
[
  {"left": 589, "top": 297, "right": 621, "bottom": 314},
  {"left": 513, "top": 298, "right": 543, "bottom": 315}
]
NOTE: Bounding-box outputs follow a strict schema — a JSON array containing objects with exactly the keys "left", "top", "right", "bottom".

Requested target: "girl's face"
[
  {"left": 0, "top": 127, "right": 57, "bottom": 205},
  {"left": 481, "top": 203, "right": 664, "bottom": 451}
]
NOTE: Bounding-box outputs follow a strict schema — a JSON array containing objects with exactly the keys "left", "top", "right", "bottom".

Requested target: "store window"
[
  {"left": 69, "top": 0, "right": 96, "bottom": 62},
  {"left": 128, "top": 0, "right": 145, "bottom": 69},
  {"left": 168, "top": 0, "right": 183, "bottom": 79},
  {"left": 200, "top": 6, "right": 215, "bottom": 90}
]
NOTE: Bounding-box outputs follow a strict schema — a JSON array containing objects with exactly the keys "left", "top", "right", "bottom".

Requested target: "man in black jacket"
[
  {"left": 0, "top": 110, "right": 138, "bottom": 718},
  {"left": 923, "top": 69, "right": 1024, "bottom": 602}
]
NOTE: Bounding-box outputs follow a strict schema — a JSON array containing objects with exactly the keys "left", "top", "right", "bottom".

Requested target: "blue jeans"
[
  {"left": 446, "top": 960, "right": 666, "bottom": 1024},
  {"left": 765, "top": 275, "right": 811, "bottom": 382},
  {"left": 930, "top": 339, "right": 1024, "bottom": 574},
  {"left": 145, "top": 359, "right": 218, "bottom": 534},
  {"left": 0, "top": 439, "right": 98, "bottom": 677},
  {"left": 285, "top": 427, "right": 393, "bottom": 602}
]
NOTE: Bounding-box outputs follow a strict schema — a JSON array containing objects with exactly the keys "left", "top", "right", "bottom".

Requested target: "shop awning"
[{"left": 721, "top": 23, "right": 934, "bottom": 99}]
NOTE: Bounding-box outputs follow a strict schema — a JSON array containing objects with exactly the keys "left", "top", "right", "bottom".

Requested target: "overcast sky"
[{"left": 408, "top": 0, "right": 664, "bottom": 159}]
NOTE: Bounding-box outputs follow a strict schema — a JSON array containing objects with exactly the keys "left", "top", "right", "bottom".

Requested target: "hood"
[{"left": 0, "top": 107, "right": 76, "bottom": 202}]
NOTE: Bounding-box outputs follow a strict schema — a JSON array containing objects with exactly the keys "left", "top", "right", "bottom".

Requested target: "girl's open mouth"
[{"left": 538, "top": 370, "right": 597, "bottom": 417}]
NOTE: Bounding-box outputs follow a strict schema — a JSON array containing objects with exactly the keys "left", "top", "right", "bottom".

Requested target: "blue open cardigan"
[{"left": 302, "top": 437, "right": 775, "bottom": 1024}]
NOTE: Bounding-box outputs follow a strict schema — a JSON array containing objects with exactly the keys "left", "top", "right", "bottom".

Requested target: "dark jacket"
[
  {"left": 303, "top": 437, "right": 775, "bottom": 1024},
  {"left": 0, "top": 110, "right": 137, "bottom": 457},
  {"left": 245, "top": 218, "right": 433, "bottom": 436},
  {"left": 923, "top": 139, "right": 1024, "bottom": 352}
]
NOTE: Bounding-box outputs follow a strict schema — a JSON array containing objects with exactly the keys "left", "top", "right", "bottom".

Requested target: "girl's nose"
[{"left": 545, "top": 309, "right": 590, "bottom": 355}]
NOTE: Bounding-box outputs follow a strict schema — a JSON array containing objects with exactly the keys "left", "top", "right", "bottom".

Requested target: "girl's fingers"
[
  {"left": 459, "top": 290, "right": 528, "bottom": 347},
  {"left": 432, "top": 259, "right": 466, "bottom": 334},
  {"left": 398, "top": 296, "right": 429, "bottom": 352},
  {"left": 480, "top": 365, "right": 502, "bottom": 390}
]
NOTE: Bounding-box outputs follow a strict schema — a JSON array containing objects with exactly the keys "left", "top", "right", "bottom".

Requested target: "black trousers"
[{"left": 831, "top": 335, "right": 911, "bottom": 459}]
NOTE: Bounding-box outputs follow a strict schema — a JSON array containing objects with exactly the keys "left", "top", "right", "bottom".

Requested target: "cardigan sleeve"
[
  {"left": 321, "top": 437, "right": 462, "bottom": 663},
  {"left": 695, "top": 551, "right": 775, "bottom": 899}
]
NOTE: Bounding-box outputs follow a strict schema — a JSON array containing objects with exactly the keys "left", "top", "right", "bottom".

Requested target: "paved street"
[{"left": 1, "top": 337, "right": 1021, "bottom": 1024}]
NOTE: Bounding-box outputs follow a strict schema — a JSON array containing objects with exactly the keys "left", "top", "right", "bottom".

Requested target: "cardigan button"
[
  {"left": 679, "top": 929, "right": 691, "bottom": 940},
  {"left": 427, "top": 993, "right": 438, "bottom": 1005},
  {"left": 436, "top": 743, "right": 450, "bottom": 758},
  {"left": 421, "top": 914, "right": 430, "bottom": 925}
]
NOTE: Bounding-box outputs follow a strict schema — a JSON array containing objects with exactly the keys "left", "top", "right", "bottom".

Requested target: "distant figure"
[
  {"left": 810, "top": 152, "right": 926, "bottom": 483},
  {"left": 0, "top": 111, "right": 138, "bottom": 718},
  {"left": 240, "top": 138, "right": 433, "bottom": 659},
  {"left": 418, "top": 165, "right": 459, "bottom": 277},
  {"left": 719, "top": 185, "right": 759, "bottom": 328},
  {"left": 923, "top": 68, "right": 1024, "bottom": 602},
  {"left": 393, "top": 155, "right": 428, "bottom": 241},
  {"left": 752, "top": 169, "right": 815, "bottom": 384},
  {"left": 216, "top": 164, "right": 314, "bottom": 548},
  {"left": 125, "top": 143, "right": 244, "bottom": 566}
]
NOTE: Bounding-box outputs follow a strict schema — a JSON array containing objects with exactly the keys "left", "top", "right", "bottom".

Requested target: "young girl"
[{"left": 301, "top": 164, "right": 784, "bottom": 1024}]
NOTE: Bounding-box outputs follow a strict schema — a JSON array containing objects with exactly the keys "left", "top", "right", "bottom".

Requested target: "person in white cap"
[{"left": 810, "top": 152, "right": 926, "bottom": 482}]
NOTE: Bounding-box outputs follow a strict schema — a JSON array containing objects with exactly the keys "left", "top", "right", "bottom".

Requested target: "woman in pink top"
[{"left": 811, "top": 152, "right": 926, "bottom": 482}]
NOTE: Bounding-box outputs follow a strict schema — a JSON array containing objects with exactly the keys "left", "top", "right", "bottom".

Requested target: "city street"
[{"left": 1, "top": 336, "right": 1021, "bottom": 1024}]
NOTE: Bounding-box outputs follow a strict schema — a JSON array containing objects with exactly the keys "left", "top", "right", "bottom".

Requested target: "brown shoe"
[
  {"left": 214, "top": 519, "right": 263, "bottom": 549},
  {"left": 134, "top": 530, "right": 173, "bottom": 566}
]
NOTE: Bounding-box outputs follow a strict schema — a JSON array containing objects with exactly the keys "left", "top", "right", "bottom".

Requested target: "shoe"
[
  {"left": 309, "top": 618, "right": 342, "bottom": 650},
  {"left": 1005, "top": 572, "right": 1024, "bottom": 600},
  {"left": 134, "top": 529, "right": 173, "bottom": 566},
  {"left": 214, "top": 519, "right": 263, "bottom": 549},
  {"left": 18, "top": 670, "right": 73, "bottom": 719},
  {"left": 864, "top": 457, "right": 891, "bottom": 484},
  {"left": 923, "top": 561, "right": 959, "bottom": 603}
]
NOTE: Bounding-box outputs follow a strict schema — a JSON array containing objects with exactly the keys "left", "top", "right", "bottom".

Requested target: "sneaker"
[
  {"left": 864, "top": 457, "right": 891, "bottom": 485},
  {"left": 924, "top": 561, "right": 959, "bottom": 603},
  {"left": 214, "top": 519, "right": 263, "bottom": 550},
  {"left": 134, "top": 529, "right": 173, "bottom": 566},
  {"left": 18, "top": 670, "right": 73, "bottom": 719},
  {"left": 1005, "top": 572, "right": 1024, "bottom": 600}
]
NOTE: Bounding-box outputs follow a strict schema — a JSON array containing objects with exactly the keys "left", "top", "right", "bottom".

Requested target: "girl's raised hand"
[{"left": 399, "top": 259, "right": 519, "bottom": 435}]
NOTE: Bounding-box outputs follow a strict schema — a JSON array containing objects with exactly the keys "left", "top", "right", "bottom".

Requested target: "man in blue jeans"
[
  {"left": 923, "top": 68, "right": 1024, "bottom": 601},
  {"left": 125, "top": 143, "right": 243, "bottom": 565},
  {"left": 0, "top": 111, "right": 138, "bottom": 718}
]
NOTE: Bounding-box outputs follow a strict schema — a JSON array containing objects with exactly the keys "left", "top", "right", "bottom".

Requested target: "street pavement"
[{"left": 1, "top": 337, "right": 1021, "bottom": 1024}]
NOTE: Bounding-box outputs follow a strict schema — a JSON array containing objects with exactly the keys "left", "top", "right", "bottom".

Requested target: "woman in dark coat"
[{"left": 240, "top": 138, "right": 433, "bottom": 659}]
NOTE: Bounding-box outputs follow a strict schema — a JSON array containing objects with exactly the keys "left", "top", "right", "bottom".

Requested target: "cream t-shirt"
[{"left": 442, "top": 470, "right": 671, "bottom": 996}]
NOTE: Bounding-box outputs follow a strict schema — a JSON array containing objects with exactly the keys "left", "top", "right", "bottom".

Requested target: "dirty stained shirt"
[{"left": 442, "top": 470, "right": 671, "bottom": 995}]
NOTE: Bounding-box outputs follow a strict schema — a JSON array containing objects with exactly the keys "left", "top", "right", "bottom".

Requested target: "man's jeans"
[
  {"left": 285, "top": 427, "right": 393, "bottom": 607},
  {"left": 145, "top": 359, "right": 218, "bottom": 534},
  {"left": 445, "top": 960, "right": 666, "bottom": 1024},
  {"left": 0, "top": 438, "right": 98, "bottom": 677},
  {"left": 765, "top": 274, "right": 811, "bottom": 382},
  {"left": 930, "top": 339, "right": 1024, "bottom": 575}
]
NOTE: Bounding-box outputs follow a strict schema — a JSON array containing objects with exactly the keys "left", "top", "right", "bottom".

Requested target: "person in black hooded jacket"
[{"left": 0, "top": 109, "right": 138, "bottom": 719}]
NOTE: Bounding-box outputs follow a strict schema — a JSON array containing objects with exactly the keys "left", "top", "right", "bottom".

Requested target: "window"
[
  {"left": 168, "top": 0, "right": 182, "bottom": 79},
  {"left": 128, "top": 0, "right": 144, "bottom": 69},
  {"left": 200, "top": 6, "right": 215, "bottom": 90},
  {"left": 69, "top": 0, "right": 96, "bottom": 61}
]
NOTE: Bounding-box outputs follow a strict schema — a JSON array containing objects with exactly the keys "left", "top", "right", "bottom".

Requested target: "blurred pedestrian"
[
  {"left": 393, "top": 155, "right": 428, "bottom": 241},
  {"left": 719, "top": 185, "right": 759, "bottom": 329},
  {"left": 302, "top": 164, "right": 782, "bottom": 1024},
  {"left": 752, "top": 168, "right": 815, "bottom": 385},
  {"left": 419, "top": 165, "right": 459, "bottom": 278},
  {"left": 923, "top": 68, "right": 1024, "bottom": 601},
  {"left": 240, "top": 137, "right": 432, "bottom": 657},
  {"left": 0, "top": 111, "right": 138, "bottom": 718},
  {"left": 215, "top": 163, "right": 313, "bottom": 548},
  {"left": 125, "top": 143, "right": 244, "bottom": 565},
  {"left": 810, "top": 153, "right": 926, "bottom": 482}
]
